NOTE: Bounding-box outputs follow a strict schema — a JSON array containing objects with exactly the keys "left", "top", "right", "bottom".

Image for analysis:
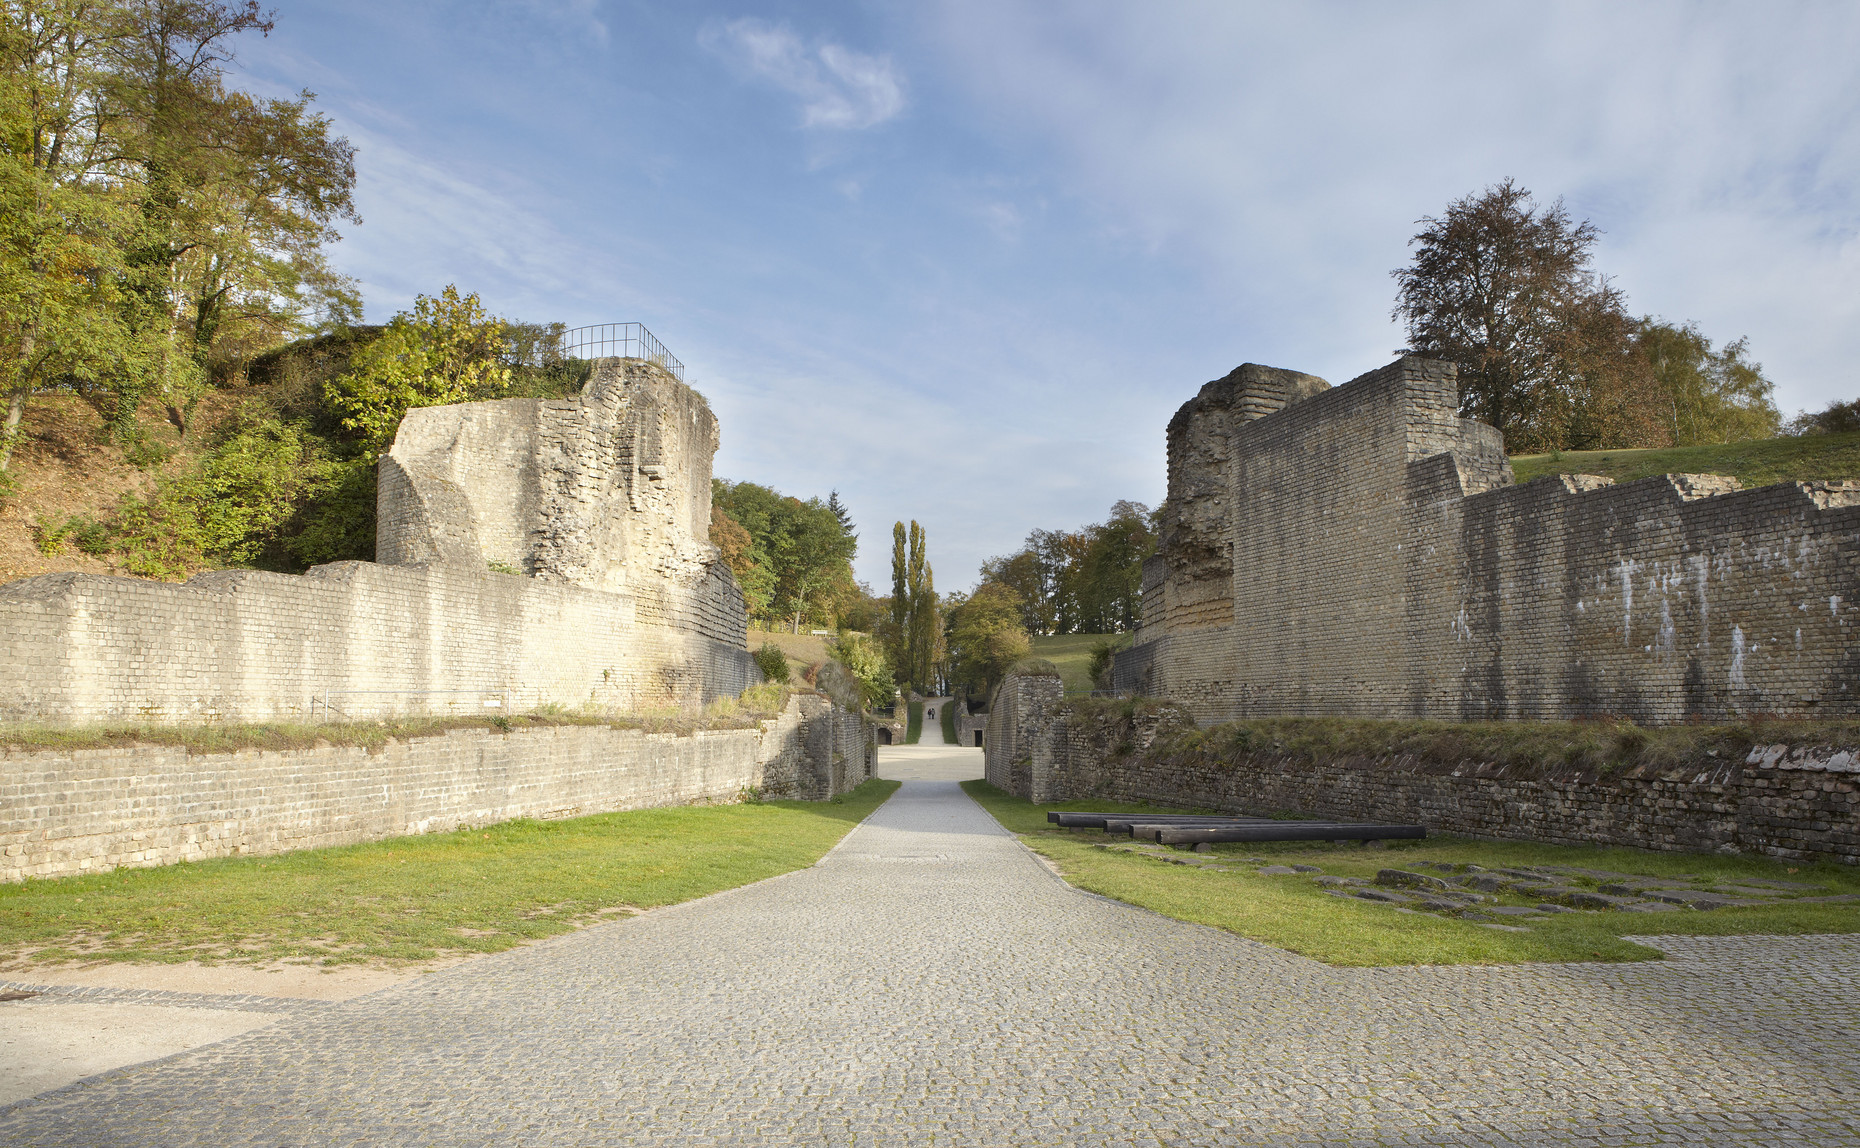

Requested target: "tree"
[
  {"left": 324, "top": 285, "right": 510, "bottom": 450},
  {"left": 1637, "top": 319, "right": 1780, "bottom": 445},
  {"left": 0, "top": 0, "right": 358, "bottom": 463},
  {"left": 1072, "top": 500, "right": 1155, "bottom": 632},
  {"left": 708, "top": 502, "right": 774, "bottom": 617},
  {"left": 711, "top": 479, "right": 857, "bottom": 631},
  {"left": 0, "top": 0, "right": 141, "bottom": 469},
  {"left": 977, "top": 502, "right": 1156, "bottom": 635},
  {"left": 944, "top": 581, "right": 1028, "bottom": 701},
  {"left": 826, "top": 488, "right": 852, "bottom": 534},
  {"left": 1787, "top": 397, "right": 1860, "bottom": 436},
  {"left": 978, "top": 548, "right": 1051, "bottom": 635},
  {"left": 1392, "top": 179, "right": 1654, "bottom": 452},
  {"left": 884, "top": 519, "right": 939, "bottom": 692}
]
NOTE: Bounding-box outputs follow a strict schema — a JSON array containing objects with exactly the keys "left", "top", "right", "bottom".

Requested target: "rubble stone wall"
[
  {"left": 984, "top": 671, "right": 1860, "bottom": 864},
  {"left": 2, "top": 692, "right": 874, "bottom": 882},
  {"left": 1117, "top": 356, "right": 1860, "bottom": 724}
]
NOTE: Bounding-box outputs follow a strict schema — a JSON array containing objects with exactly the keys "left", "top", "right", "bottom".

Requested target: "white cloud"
[
  {"left": 701, "top": 18, "right": 905, "bottom": 131},
  {"left": 922, "top": 1, "right": 1860, "bottom": 408}
]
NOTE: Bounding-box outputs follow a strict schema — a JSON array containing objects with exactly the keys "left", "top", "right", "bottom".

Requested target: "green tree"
[
  {"left": 0, "top": 0, "right": 358, "bottom": 461},
  {"left": 709, "top": 501, "right": 774, "bottom": 617},
  {"left": 325, "top": 285, "right": 510, "bottom": 450},
  {"left": 711, "top": 478, "right": 857, "bottom": 631},
  {"left": 1637, "top": 319, "right": 1780, "bottom": 445},
  {"left": 0, "top": 0, "right": 142, "bottom": 469},
  {"left": 944, "top": 581, "right": 1028, "bottom": 701},
  {"left": 1392, "top": 178, "right": 1659, "bottom": 452},
  {"left": 1072, "top": 500, "right": 1156, "bottom": 632},
  {"left": 978, "top": 503, "right": 1155, "bottom": 635}
]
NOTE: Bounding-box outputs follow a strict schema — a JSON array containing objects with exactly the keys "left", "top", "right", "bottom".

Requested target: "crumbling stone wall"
[
  {"left": 984, "top": 670, "right": 1860, "bottom": 865},
  {"left": 1118, "top": 356, "right": 1860, "bottom": 724},
  {"left": 0, "top": 359, "right": 755, "bottom": 723},
  {"left": 2, "top": 691, "right": 875, "bottom": 882}
]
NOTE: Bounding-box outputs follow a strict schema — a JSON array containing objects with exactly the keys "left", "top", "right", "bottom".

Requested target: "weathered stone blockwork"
[
  {"left": 1117, "top": 357, "right": 1860, "bottom": 724},
  {"left": 0, "top": 359, "right": 756, "bottom": 723},
  {"left": 1, "top": 693, "right": 875, "bottom": 882},
  {"left": 984, "top": 672, "right": 1860, "bottom": 864}
]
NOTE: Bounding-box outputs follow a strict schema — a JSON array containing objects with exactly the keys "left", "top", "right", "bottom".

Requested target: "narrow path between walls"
[{"left": 3, "top": 746, "right": 1857, "bottom": 1146}]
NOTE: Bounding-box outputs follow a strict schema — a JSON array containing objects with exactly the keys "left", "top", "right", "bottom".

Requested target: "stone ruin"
[
  {"left": 1115, "top": 356, "right": 1860, "bottom": 725},
  {"left": 0, "top": 358, "right": 757, "bottom": 723}
]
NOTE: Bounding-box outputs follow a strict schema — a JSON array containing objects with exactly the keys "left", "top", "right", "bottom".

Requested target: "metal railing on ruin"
[{"left": 557, "top": 323, "right": 685, "bottom": 382}]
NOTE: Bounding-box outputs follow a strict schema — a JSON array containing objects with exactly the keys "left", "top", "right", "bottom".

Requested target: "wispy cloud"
[{"left": 701, "top": 18, "right": 905, "bottom": 130}]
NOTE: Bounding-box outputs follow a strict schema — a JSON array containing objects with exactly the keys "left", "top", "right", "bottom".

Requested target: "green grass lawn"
[
  {"left": 963, "top": 780, "right": 1860, "bottom": 967},
  {"left": 1028, "top": 634, "right": 1125, "bottom": 694},
  {"left": 940, "top": 701, "right": 957, "bottom": 744},
  {"left": 1510, "top": 430, "right": 1860, "bottom": 489},
  {"left": 0, "top": 779, "right": 900, "bottom": 968},
  {"left": 906, "top": 700, "right": 923, "bottom": 743}
]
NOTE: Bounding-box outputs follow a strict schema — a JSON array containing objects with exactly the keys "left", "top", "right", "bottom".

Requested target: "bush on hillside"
[{"left": 753, "top": 642, "right": 792, "bottom": 685}]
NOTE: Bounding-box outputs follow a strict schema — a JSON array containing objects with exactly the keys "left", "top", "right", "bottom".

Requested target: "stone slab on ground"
[{"left": 3, "top": 774, "right": 1858, "bottom": 1146}]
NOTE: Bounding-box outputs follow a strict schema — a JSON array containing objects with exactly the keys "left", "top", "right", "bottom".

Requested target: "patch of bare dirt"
[{"left": 0, "top": 391, "right": 249, "bottom": 586}]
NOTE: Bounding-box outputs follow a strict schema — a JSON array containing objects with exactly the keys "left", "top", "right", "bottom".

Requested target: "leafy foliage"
[
  {"left": 752, "top": 640, "right": 792, "bottom": 685},
  {"left": 825, "top": 631, "right": 894, "bottom": 710},
  {"left": 1392, "top": 180, "right": 1782, "bottom": 454},
  {"left": 1787, "top": 397, "right": 1860, "bottom": 437},
  {"left": 978, "top": 501, "right": 1158, "bottom": 636},
  {"left": 1638, "top": 319, "right": 1779, "bottom": 445},
  {"left": 882, "top": 519, "right": 939, "bottom": 692},
  {"left": 944, "top": 581, "right": 1029, "bottom": 701},
  {"left": 711, "top": 479, "right": 858, "bottom": 631},
  {"left": 324, "top": 286, "right": 510, "bottom": 450},
  {"left": 0, "top": 0, "right": 360, "bottom": 471}
]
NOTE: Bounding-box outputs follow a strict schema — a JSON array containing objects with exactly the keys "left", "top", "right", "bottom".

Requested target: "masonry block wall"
[
  {"left": 1116, "top": 356, "right": 1860, "bottom": 724},
  {"left": 983, "top": 671, "right": 1064, "bottom": 802},
  {"left": 0, "top": 359, "right": 756, "bottom": 724},
  {"left": 985, "top": 671, "right": 1860, "bottom": 865},
  {"left": 2, "top": 692, "right": 874, "bottom": 882}
]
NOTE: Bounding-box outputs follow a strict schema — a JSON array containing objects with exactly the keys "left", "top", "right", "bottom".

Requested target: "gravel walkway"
[{"left": 3, "top": 779, "right": 1858, "bottom": 1146}]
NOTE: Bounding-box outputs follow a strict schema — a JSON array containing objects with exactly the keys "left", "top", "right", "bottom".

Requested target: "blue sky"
[{"left": 237, "top": 1, "right": 1860, "bottom": 591}]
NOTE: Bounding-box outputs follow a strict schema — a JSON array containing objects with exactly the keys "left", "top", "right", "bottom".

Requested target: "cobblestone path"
[{"left": 4, "top": 780, "right": 1859, "bottom": 1146}]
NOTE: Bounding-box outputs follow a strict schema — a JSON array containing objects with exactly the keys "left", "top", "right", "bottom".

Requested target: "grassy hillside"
[
  {"left": 1029, "top": 633, "right": 1125, "bottom": 695},
  {"left": 1511, "top": 431, "right": 1860, "bottom": 489},
  {"left": 747, "top": 629, "right": 831, "bottom": 679}
]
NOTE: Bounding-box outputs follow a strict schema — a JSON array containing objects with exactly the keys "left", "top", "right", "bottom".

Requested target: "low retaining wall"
[
  {"left": 3, "top": 694, "right": 875, "bottom": 882},
  {"left": 983, "top": 671, "right": 1860, "bottom": 864}
]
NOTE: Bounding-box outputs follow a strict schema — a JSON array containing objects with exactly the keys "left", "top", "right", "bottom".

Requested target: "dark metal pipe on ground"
[
  {"left": 1047, "top": 812, "right": 1260, "bottom": 828},
  {"left": 1100, "top": 817, "right": 1276, "bottom": 835},
  {"left": 1151, "top": 824, "right": 1428, "bottom": 845}
]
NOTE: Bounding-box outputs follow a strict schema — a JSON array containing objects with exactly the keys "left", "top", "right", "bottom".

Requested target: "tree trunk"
[
  {"left": 0, "top": 385, "right": 24, "bottom": 472},
  {"left": 2, "top": 327, "right": 36, "bottom": 472}
]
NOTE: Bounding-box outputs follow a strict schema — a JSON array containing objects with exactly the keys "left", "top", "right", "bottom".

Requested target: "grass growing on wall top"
[
  {"left": 1509, "top": 430, "right": 1860, "bottom": 489},
  {"left": 1081, "top": 706, "right": 1860, "bottom": 780},
  {"left": 0, "top": 684, "right": 806, "bottom": 756},
  {"left": 0, "top": 779, "right": 900, "bottom": 968},
  {"left": 962, "top": 781, "right": 1860, "bottom": 968}
]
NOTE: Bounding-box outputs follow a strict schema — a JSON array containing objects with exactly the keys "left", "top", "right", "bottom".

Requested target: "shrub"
[
  {"left": 827, "top": 631, "right": 895, "bottom": 710},
  {"left": 753, "top": 641, "right": 792, "bottom": 684}
]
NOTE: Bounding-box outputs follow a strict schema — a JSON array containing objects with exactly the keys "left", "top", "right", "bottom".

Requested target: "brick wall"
[
  {"left": 0, "top": 561, "right": 756, "bottom": 724},
  {"left": 985, "top": 670, "right": 1860, "bottom": 865},
  {"left": 1, "top": 692, "right": 875, "bottom": 882},
  {"left": 1118, "top": 356, "right": 1860, "bottom": 724}
]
